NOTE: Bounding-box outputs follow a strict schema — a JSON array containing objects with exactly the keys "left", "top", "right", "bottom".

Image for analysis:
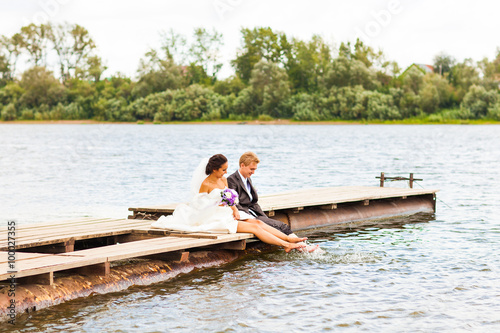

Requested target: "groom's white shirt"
[
  {"left": 238, "top": 170, "right": 253, "bottom": 201},
  {"left": 237, "top": 170, "right": 257, "bottom": 220}
]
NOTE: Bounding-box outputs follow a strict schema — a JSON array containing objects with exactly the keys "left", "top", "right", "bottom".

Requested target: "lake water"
[{"left": 1, "top": 124, "right": 499, "bottom": 332}]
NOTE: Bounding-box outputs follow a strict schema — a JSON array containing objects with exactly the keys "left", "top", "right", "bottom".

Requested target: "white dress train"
[{"left": 151, "top": 188, "right": 238, "bottom": 234}]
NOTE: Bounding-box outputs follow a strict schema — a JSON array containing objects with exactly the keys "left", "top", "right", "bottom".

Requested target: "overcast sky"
[{"left": 1, "top": 0, "right": 499, "bottom": 79}]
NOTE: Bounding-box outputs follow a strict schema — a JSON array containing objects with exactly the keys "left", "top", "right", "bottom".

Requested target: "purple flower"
[{"left": 220, "top": 188, "right": 239, "bottom": 206}]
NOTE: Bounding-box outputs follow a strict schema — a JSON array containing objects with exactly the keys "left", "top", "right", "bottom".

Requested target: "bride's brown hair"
[{"left": 205, "top": 154, "right": 228, "bottom": 175}]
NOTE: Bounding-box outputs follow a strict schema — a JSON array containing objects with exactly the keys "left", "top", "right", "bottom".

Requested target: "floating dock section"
[{"left": 1, "top": 186, "right": 437, "bottom": 320}]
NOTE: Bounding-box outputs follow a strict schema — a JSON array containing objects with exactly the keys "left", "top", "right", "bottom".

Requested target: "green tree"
[
  {"left": 366, "top": 91, "right": 400, "bottom": 120},
  {"left": 285, "top": 35, "right": 332, "bottom": 93},
  {"left": 433, "top": 52, "right": 455, "bottom": 76},
  {"left": 134, "top": 49, "right": 187, "bottom": 98},
  {"left": 487, "top": 100, "right": 500, "bottom": 120},
  {"left": 0, "top": 34, "right": 23, "bottom": 82},
  {"left": 328, "top": 85, "right": 368, "bottom": 119},
  {"left": 401, "top": 66, "right": 424, "bottom": 94},
  {"left": 450, "top": 59, "right": 480, "bottom": 100},
  {"left": 85, "top": 55, "right": 107, "bottom": 82},
  {"left": 19, "top": 67, "right": 66, "bottom": 108},
  {"left": 322, "top": 56, "right": 378, "bottom": 90},
  {"left": 0, "top": 82, "right": 24, "bottom": 106},
  {"left": 213, "top": 75, "right": 246, "bottom": 96},
  {"left": 460, "top": 85, "right": 498, "bottom": 118},
  {"left": 160, "top": 28, "right": 188, "bottom": 64},
  {"left": 349, "top": 39, "right": 399, "bottom": 87},
  {"left": 189, "top": 27, "right": 224, "bottom": 81},
  {"left": 249, "top": 59, "right": 291, "bottom": 117},
  {"left": 19, "top": 23, "right": 52, "bottom": 66},
  {"left": 419, "top": 82, "right": 440, "bottom": 114},
  {"left": 232, "top": 27, "right": 288, "bottom": 83},
  {"left": 48, "top": 23, "right": 97, "bottom": 81},
  {"left": 1, "top": 102, "right": 17, "bottom": 121},
  {"left": 0, "top": 54, "right": 8, "bottom": 86}
]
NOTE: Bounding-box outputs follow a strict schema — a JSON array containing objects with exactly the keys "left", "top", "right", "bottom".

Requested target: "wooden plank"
[
  {"left": 127, "top": 186, "right": 438, "bottom": 214},
  {"left": 0, "top": 220, "right": 143, "bottom": 243},
  {"left": 0, "top": 255, "right": 106, "bottom": 280},
  {"left": 133, "top": 229, "right": 221, "bottom": 239},
  {"left": 0, "top": 233, "right": 255, "bottom": 281},
  {"left": 99, "top": 234, "right": 254, "bottom": 262},
  {"left": 0, "top": 222, "right": 149, "bottom": 247},
  {"left": 0, "top": 220, "right": 149, "bottom": 245},
  {"left": 0, "top": 220, "right": 154, "bottom": 250},
  {"left": 0, "top": 229, "right": 136, "bottom": 251},
  {"left": 0, "top": 252, "right": 54, "bottom": 263},
  {"left": 1, "top": 219, "right": 151, "bottom": 239},
  {"left": 11, "top": 219, "right": 152, "bottom": 239},
  {"left": 0, "top": 218, "right": 126, "bottom": 232}
]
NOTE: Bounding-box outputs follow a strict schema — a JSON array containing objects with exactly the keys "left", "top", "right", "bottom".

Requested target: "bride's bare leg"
[
  {"left": 244, "top": 219, "right": 307, "bottom": 243},
  {"left": 237, "top": 221, "right": 305, "bottom": 252}
]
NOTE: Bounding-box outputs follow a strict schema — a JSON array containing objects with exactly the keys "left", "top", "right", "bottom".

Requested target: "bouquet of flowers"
[{"left": 220, "top": 188, "right": 239, "bottom": 206}]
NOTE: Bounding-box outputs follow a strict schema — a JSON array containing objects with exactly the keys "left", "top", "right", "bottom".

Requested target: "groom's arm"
[
  {"left": 227, "top": 174, "right": 245, "bottom": 212},
  {"left": 227, "top": 174, "right": 237, "bottom": 191}
]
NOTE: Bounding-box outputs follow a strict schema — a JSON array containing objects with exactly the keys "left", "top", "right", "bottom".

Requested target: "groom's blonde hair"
[{"left": 239, "top": 151, "right": 260, "bottom": 166}]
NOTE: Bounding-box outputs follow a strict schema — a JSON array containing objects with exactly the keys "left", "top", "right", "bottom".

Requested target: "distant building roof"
[
  {"left": 414, "top": 64, "right": 434, "bottom": 73},
  {"left": 399, "top": 63, "right": 435, "bottom": 78}
]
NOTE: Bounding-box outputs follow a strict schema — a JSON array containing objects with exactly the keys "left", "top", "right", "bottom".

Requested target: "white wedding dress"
[
  {"left": 151, "top": 188, "right": 238, "bottom": 233},
  {"left": 151, "top": 158, "right": 238, "bottom": 234}
]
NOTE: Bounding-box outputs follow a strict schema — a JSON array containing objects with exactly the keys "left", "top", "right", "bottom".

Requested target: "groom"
[{"left": 227, "top": 152, "right": 294, "bottom": 235}]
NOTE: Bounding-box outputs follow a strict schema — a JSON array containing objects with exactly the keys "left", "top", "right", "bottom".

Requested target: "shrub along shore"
[
  {"left": 1, "top": 24, "right": 500, "bottom": 123},
  {"left": 2, "top": 116, "right": 499, "bottom": 125}
]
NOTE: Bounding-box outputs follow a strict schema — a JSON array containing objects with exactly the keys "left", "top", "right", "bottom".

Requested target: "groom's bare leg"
[
  {"left": 257, "top": 215, "right": 293, "bottom": 235},
  {"left": 237, "top": 221, "right": 305, "bottom": 252}
]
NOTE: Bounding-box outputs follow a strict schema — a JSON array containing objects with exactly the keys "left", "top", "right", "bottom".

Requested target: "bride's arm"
[
  {"left": 199, "top": 182, "right": 210, "bottom": 194},
  {"left": 231, "top": 206, "right": 240, "bottom": 220}
]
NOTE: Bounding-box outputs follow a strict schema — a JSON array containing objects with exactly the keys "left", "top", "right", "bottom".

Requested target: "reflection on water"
[
  {"left": 301, "top": 212, "right": 435, "bottom": 241},
  {"left": 1, "top": 124, "right": 500, "bottom": 332}
]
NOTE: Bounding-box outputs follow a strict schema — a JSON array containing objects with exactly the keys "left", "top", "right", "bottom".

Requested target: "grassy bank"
[{"left": 2, "top": 117, "right": 500, "bottom": 125}]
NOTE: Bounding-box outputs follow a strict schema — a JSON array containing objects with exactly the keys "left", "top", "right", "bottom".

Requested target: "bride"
[{"left": 152, "top": 154, "right": 311, "bottom": 253}]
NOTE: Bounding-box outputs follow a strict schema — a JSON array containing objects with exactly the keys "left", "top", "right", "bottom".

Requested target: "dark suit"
[{"left": 227, "top": 170, "right": 293, "bottom": 235}]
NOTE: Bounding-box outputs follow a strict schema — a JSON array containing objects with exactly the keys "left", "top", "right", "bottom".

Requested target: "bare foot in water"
[
  {"left": 284, "top": 243, "right": 306, "bottom": 253},
  {"left": 287, "top": 236, "right": 308, "bottom": 243},
  {"left": 297, "top": 244, "right": 321, "bottom": 253}
]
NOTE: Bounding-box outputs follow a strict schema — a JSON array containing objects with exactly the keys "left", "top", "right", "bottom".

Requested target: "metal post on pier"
[{"left": 376, "top": 172, "right": 422, "bottom": 188}]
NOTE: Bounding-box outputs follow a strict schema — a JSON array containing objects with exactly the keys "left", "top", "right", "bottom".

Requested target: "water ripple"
[{"left": 1, "top": 124, "right": 500, "bottom": 332}]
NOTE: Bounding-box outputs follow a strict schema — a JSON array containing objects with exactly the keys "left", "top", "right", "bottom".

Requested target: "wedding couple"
[{"left": 152, "top": 152, "right": 319, "bottom": 253}]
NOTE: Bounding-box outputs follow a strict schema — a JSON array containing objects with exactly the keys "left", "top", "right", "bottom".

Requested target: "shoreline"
[{"left": 1, "top": 119, "right": 499, "bottom": 125}]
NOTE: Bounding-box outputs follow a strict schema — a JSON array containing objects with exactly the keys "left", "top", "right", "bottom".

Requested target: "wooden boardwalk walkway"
[{"left": 0, "top": 218, "right": 253, "bottom": 285}]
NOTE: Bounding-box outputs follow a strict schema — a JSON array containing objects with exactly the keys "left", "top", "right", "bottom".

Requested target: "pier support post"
[
  {"left": 19, "top": 272, "right": 54, "bottom": 286},
  {"left": 205, "top": 240, "right": 247, "bottom": 251},
  {"left": 75, "top": 262, "right": 110, "bottom": 277},
  {"left": 218, "top": 240, "right": 246, "bottom": 250},
  {"left": 143, "top": 251, "right": 190, "bottom": 263},
  {"left": 380, "top": 172, "right": 385, "bottom": 187}
]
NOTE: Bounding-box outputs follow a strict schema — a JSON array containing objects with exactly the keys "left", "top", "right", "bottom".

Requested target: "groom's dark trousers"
[{"left": 227, "top": 171, "right": 293, "bottom": 235}]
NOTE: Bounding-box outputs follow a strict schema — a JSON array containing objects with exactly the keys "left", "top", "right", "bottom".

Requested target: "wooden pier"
[
  {"left": 1, "top": 185, "right": 437, "bottom": 319},
  {"left": 129, "top": 186, "right": 438, "bottom": 230},
  {"left": 0, "top": 218, "right": 254, "bottom": 285}
]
